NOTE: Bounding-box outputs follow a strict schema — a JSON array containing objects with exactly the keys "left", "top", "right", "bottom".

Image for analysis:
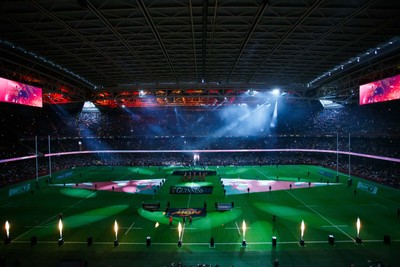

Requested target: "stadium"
[{"left": 1, "top": 1, "right": 400, "bottom": 267}]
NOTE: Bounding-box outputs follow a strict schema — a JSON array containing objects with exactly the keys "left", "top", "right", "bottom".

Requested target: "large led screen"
[
  {"left": 0, "top": 77, "right": 42, "bottom": 107},
  {"left": 359, "top": 74, "right": 400, "bottom": 105}
]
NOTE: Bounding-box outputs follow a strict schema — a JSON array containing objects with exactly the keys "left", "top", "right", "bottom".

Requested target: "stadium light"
[
  {"left": 271, "top": 89, "right": 280, "bottom": 96},
  {"left": 247, "top": 89, "right": 256, "bottom": 96}
]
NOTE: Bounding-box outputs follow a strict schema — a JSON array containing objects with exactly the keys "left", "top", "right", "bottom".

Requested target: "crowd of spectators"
[
  {"left": 1, "top": 100, "right": 399, "bottom": 188},
  {"left": 1, "top": 149, "right": 399, "bottom": 189}
]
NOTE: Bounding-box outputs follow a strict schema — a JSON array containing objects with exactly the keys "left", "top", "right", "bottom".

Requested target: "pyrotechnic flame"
[
  {"left": 356, "top": 217, "right": 361, "bottom": 237},
  {"left": 58, "top": 219, "right": 63, "bottom": 238},
  {"left": 242, "top": 220, "right": 247, "bottom": 239},
  {"left": 114, "top": 220, "right": 118, "bottom": 240},
  {"left": 301, "top": 220, "right": 305, "bottom": 240},
  {"left": 5, "top": 221, "right": 10, "bottom": 238},
  {"left": 178, "top": 222, "right": 182, "bottom": 239}
]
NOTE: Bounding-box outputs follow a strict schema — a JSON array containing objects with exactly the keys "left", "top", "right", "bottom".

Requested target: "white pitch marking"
[
  {"left": 225, "top": 227, "right": 252, "bottom": 230},
  {"left": 24, "top": 225, "right": 52, "bottom": 228},
  {"left": 14, "top": 192, "right": 96, "bottom": 241},
  {"left": 372, "top": 202, "right": 388, "bottom": 209},
  {"left": 9, "top": 239, "right": 400, "bottom": 246},
  {"left": 124, "top": 221, "right": 137, "bottom": 235},
  {"left": 235, "top": 222, "right": 241, "bottom": 236},
  {"left": 286, "top": 190, "right": 355, "bottom": 241}
]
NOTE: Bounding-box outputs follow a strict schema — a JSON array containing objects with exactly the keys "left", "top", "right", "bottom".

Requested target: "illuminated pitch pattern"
[
  {"left": 221, "top": 178, "right": 339, "bottom": 195},
  {"left": 51, "top": 179, "right": 164, "bottom": 194}
]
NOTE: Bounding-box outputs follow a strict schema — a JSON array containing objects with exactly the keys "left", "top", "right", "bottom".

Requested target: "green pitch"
[{"left": 0, "top": 165, "right": 399, "bottom": 267}]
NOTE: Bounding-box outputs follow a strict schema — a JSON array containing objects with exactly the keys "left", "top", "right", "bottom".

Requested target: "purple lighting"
[{"left": 1, "top": 149, "right": 399, "bottom": 164}]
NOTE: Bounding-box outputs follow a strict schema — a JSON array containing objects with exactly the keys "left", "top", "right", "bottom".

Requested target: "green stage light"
[
  {"left": 253, "top": 203, "right": 312, "bottom": 218},
  {"left": 60, "top": 188, "right": 97, "bottom": 198},
  {"left": 130, "top": 168, "right": 155, "bottom": 175},
  {"left": 176, "top": 182, "right": 212, "bottom": 187},
  {"left": 138, "top": 208, "right": 242, "bottom": 230},
  {"left": 138, "top": 209, "right": 170, "bottom": 224},
  {"left": 248, "top": 221, "right": 273, "bottom": 238},
  {"left": 197, "top": 209, "right": 243, "bottom": 230},
  {"left": 62, "top": 205, "right": 129, "bottom": 228}
]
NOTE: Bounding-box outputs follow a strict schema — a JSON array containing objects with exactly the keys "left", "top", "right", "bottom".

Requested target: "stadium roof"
[{"left": 1, "top": 0, "right": 400, "bottom": 107}]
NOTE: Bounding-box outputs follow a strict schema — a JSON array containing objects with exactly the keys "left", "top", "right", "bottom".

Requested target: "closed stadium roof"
[{"left": 1, "top": 0, "right": 400, "bottom": 107}]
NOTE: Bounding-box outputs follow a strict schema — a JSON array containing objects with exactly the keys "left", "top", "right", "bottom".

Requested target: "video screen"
[
  {"left": 359, "top": 74, "right": 400, "bottom": 105},
  {"left": 0, "top": 77, "right": 42, "bottom": 107}
]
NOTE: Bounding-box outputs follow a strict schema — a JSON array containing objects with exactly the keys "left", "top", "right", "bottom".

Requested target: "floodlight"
[
  {"left": 247, "top": 89, "right": 256, "bottom": 96},
  {"left": 272, "top": 89, "right": 280, "bottom": 96}
]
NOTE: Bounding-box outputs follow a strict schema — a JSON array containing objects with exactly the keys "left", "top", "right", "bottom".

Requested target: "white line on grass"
[
  {"left": 180, "top": 191, "right": 192, "bottom": 242},
  {"left": 235, "top": 222, "right": 241, "bottom": 236},
  {"left": 124, "top": 221, "right": 136, "bottom": 235},
  {"left": 15, "top": 192, "right": 97, "bottom": 241},
  {"left": 24, "top": 225, "right": 52, "bottom": 228},
  {"left": 286, "top": 190, "right": 355, "bottom": 241},
  {"left": 253, "top": 167, "right": 268, "bottom": 178},
  {"left": 371, "top": 201, "right": 388, "bottom": 209},
  {"left": 225, "top": 227, "right": 252, "bottom": 230},
  {"left": 9, "top": 239, "right": 400, "bottom": 246}
]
